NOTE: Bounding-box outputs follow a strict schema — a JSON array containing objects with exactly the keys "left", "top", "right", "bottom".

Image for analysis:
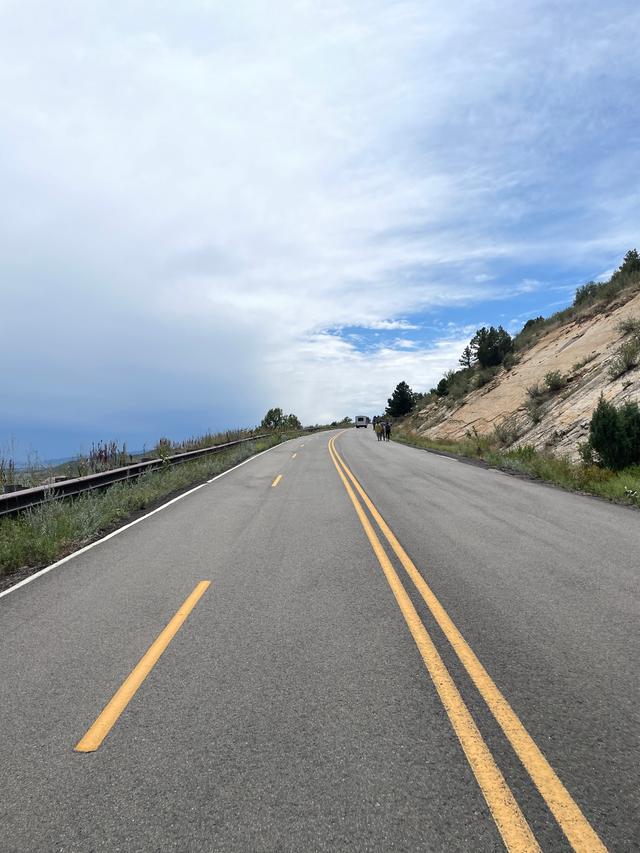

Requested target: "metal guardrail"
[{"left": 0, "top": 434, "right": 271, "bottom": 519}]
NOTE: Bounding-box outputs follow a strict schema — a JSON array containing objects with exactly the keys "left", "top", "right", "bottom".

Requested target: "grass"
[
  {"left": 0, "top": 431, "right": 305, "bottom": 582},
  {"left": 393, "top": 431, "right": 640, "bottom": 508}
]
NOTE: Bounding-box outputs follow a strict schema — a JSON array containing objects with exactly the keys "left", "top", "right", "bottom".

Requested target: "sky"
[{"left": 1, "top": 0, "right": 639, "bottom": 460}]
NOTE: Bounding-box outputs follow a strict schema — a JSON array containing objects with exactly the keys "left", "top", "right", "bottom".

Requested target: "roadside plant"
[
  {"left": 493, "top": 416, "right": 520, "bottom": 447},
  {"left": 587, "top": 395, "right": 640, "bottom": 470}
]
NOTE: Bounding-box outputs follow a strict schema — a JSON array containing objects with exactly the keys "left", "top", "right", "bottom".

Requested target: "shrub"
[
  {"left": 446, "top": 368, "right": 473, "bottom": 400},
  {"left": 502, "top": 352, "right": 520, "bottom": 371},
  {"left": 525, "top": 401, "right": 542, "bottom": 424},
  {"left": 526, "top": 383, "right": 545, "bottom": 400},
  {"left": 435, "top": 376, "right": 450, "bottom": 397},
  {"left": 617, "top": 316, "right": 640, "bottom": 335},
  {"left": 475, "top": 367, "right": 497, "bottom": 389},
  {"left": 493, "top": 416, "right": 520, "bottom": 446},
  {"left": 544, "top": 371, "right": 567, "bottom": 392},
  {"left": 588, "top": 395, "right": 640, "bottom": 470},
  {"left": 574, "top": 281, "right": 602, "bottom": 306},
  {"left": 608, "top": 339, "right": 640, "bottom": 379},
  {"left": 578, "top": 441, "right": 595, "bottom": 465}
]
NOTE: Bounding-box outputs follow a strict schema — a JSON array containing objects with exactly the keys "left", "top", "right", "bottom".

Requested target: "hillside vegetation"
[{"left": 403, "top": 250, "right": 640, "bottom": 462}]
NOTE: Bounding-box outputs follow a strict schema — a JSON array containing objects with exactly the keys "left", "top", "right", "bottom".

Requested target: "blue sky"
[{"left": 1, "top": 0, "right": 639, "bottom": 461}]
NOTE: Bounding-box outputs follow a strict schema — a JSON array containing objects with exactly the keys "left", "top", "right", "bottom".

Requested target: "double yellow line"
[{"left": 328, "top": 434, "right": 605, "bottom": 853}]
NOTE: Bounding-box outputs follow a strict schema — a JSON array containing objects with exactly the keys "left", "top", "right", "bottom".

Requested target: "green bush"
[
  {"left": 588, "top": 395, "right": 640, "bottom": 470},
  {"left": 544, "top": 371, "right": 567, "bottom": 392}
]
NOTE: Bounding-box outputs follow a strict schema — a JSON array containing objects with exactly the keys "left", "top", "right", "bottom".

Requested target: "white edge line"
[{"left": 0, "top": 440, "right": 284, "bottom": 601}]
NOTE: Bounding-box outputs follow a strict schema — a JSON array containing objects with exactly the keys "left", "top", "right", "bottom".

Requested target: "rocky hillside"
[{"left": 404, "top": 282, "right": 640, "bottom": 461}]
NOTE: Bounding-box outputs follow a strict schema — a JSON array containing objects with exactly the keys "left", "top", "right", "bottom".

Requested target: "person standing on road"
[
  {"left": 375, "top": 421, "right": 383, "bottom": 441},
  {"left": 385, "top": 421, "right": 392, "bottom": 442}
]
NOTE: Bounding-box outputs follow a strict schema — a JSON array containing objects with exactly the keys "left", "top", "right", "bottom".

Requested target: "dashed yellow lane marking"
[
  {"left": 327, "top": 436, "right": 539, "bottom": 853},
  {"left": 272, "top": 474, "right": 283, "bottom": 488},
  {"left": 292, "top": 453, "right": 297, "bottom": 459},
  {"left": 330, "top": 433, "right": 606, "bottom": 853},
  {"left": 75, "top": 581, "right": 211, "bottom": 753}
]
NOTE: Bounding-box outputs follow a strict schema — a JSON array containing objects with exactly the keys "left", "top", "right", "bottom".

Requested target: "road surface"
[{"left": 0, "top": 429, "right": 637, "bottom": 851}]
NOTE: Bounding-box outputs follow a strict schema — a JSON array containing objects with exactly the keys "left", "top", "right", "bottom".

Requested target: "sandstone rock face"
[{"left": 410, "top": 291, "right": 640, "bottom": 461}]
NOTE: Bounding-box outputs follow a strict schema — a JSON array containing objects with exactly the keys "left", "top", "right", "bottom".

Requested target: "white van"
[{"left": 355, "top": 415, "right": 369, "bottom": 428}]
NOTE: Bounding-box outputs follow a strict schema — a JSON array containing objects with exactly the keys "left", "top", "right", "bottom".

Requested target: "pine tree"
[
  {"left": 621, "top": 249, "right": 640, "bottom": 276},
  {"left": 459, "top": 345, "right": 473, "bottom": 368},
  {"left": 470, "top": 326, "right": 513, "bottom": 368},
  {"left": 386, "top": 381, "right": 415, "bottom": 416}
]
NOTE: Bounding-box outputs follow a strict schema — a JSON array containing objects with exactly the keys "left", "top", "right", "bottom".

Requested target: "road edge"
[{"left": 0, "top": 439, "right": 288, "bottom": 601}]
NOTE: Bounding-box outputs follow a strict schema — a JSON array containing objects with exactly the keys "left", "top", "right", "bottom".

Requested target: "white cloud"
[
  {"left": 0, "top": 0, "right": 638, "bottom": 447},
  {"left": 364, "top": 320, "right": 421, "bottom": 330}
]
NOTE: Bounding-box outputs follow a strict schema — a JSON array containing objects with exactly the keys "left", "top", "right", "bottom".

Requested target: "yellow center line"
[
  {"left": 327, "top": 436, "right": 539, "bottom": 853},
  {"left": 272, "top": 474, "right": 283, "bottom": 487},
  {"left": 75, "top": 580, "right": 211, "bottom": 753},
  {"left": 330, "top": 434, "right": 606, "bottom": 853}
]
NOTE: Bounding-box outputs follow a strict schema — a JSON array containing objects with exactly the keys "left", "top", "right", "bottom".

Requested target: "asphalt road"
[{"left": 0, "top": 429, "right": 637, "bottom": 852}]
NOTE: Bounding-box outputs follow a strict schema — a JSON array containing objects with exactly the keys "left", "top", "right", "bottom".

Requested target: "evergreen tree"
[
  {"left": 589, "top": 396, "right": 625, "bottom": 470},
  {"left": 386, "top": 381, "right": 415, "bottom": 416},
  {"left": 470, "top": 326, "right": 513, "bottom": 368},
  {"left": 435, "top": 377, "right": 449, "bottom": 397},
  {"left": 284, "top": 413, "right": 302, "bottom": 430},
  {"left": 459, "top": 345, "right": 473, "bottom": 368},
  {"left": 261, "top": 407, "right": 285, "bottom": 430},
  {"left": 611, "top": 248, "right": 640, "bottom": 283}
]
